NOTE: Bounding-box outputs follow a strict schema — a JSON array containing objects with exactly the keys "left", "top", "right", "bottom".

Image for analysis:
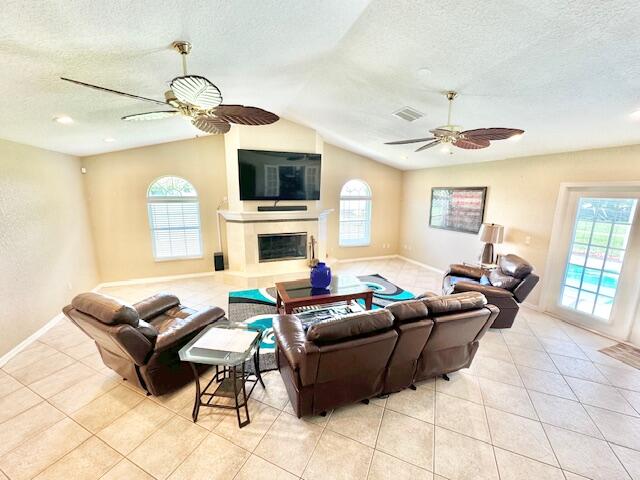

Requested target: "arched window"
[
  {"left": 339, "top": 179, "right": 372, "bottom": 247},
  {"left": 147, "top": 176, "right": 202, "bottom": 260}
]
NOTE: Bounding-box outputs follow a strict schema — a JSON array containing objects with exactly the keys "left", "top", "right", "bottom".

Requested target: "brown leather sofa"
[
  {"left": 273, "top": 309, "right": 397, "bottom": 417},
  {"left": 273, "top": 291, "right": 496, "bottom": 416},
  {"left": 63, "top": 292, "right": 225, "bottom": 396},
  {"left": 443, "top": 254, "right": 539, "bottom": 329}
]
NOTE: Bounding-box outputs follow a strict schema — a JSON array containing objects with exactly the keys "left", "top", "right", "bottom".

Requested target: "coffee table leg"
[
  {"left": 189, "top": 362, "right": 201, "bottom": 422},
  {"left": 365, "top": 292, "right": 373, "bottom": 310}
]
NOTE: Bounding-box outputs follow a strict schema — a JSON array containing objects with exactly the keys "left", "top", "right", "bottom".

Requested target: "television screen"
[{"left": 238, "top": 149, "right": 321, "bottom": 200}]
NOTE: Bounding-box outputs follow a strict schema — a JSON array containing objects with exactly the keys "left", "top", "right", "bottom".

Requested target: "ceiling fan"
[
  {"left": 60, "top": 41, "right": 279, "bottom": 134},
  {"left": 385, "top": 91, "right": 523, "bottom": 152}
]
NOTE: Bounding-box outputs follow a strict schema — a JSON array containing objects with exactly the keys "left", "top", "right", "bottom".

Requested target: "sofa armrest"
[
  {"left": 513, "top": 273, "right": 540, "bottom": 303},
  {"left": 446, "top": 264, "right": 485, "bottom": 281},
  {"left": 453, "top": 281, "right": 514, "bottom": 298},
  {"left": 134, "top": 293, "right": 180, "bottom": 321},
  {"left": 272, "top": 315, "right": 319, "bottom": 386},
  {"left": 154, "top": 306, "right": 226, "bottom": 352}
]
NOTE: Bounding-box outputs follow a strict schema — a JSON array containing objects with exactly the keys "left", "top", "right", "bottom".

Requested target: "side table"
[{"left": 179, "top": 322, "right": 266, "bottom": 428}]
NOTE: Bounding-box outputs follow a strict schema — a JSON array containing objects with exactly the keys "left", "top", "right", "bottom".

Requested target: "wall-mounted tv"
[{"left": 238, "top": 149, "right": 321, "bottom": 201}]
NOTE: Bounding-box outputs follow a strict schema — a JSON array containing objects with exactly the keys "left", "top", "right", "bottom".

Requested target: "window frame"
[
  {"left": 146, "top": 176, "right": 204, "bottom": 262},
  {"left": 339, "top": 179, "right": 372, "bottom": 248}
]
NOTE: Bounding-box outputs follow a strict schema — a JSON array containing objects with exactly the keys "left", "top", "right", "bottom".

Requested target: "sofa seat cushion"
[
  {"left": 72, "top": 292, "right": 139, "bottom": 326},
  {"left": 153, "top": 306, "right": 226, "bottom": 351},
  {"left": 306, "top": 309, "right": 394, "bottom": 345},
  {"left": 488, "top": 270, "right": 521, "bottom": 290},
  {"left": 134, "top": 293, "right": 180, "bottom": 321}
]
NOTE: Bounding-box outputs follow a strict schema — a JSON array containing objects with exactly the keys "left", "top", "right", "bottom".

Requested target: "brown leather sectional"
[
  {"left": 273, "top": 291, "right": 498, "bottom": 417},
  {"left": 63, "top": 292, "right": 225, "bottom": 396},
  {"left": 443, "top": 254, "right": 539, "bottom": 328}
]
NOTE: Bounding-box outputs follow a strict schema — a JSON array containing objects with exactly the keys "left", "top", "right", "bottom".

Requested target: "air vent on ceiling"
[{"left": 392, "top": 106, "right": 424, "bottom": 122}]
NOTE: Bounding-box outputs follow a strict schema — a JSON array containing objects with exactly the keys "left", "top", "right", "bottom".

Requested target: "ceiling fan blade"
[
  {"left": 60, "top": 77, "right": 167, "bottom": 106},
  {"left": 121, "top": 110, "right": 180, "bottom": 121},
  {"left": 385, "top": 137, "right": 435, "bottom": 145},
  {"left": 192, "top": 115, "right": 231, "bottom": 134},
  {"left": 453, "top": 138, "right": 490, "bottom": 149},
  {"left": 461, "top": 128, "right": 524, "bottom": 141},
  {"left": 214, "top": 104, "right": 279, "bottom": 125},
  {"left": 170, "top": 75, "right": 223, "bottom": 109},
  {"left": 415, "top": 140, "right": 442, "bottom": 152}
]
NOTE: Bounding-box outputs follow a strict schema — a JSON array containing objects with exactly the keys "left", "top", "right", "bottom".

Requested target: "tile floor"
[{"left": 1, "top": 258, "right": 639, "bottom": 479}]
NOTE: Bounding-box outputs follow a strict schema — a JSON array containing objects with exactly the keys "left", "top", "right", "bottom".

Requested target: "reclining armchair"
[
  {"left": 63, "top": 292, "right": 225, "bottom": 396},
  {"left": 443, "top": 254, "right": 539, "bottom": 328}
]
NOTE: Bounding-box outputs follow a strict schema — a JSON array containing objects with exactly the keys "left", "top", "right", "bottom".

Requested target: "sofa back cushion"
[
  {"left": 422, "top": 292, "right": 487, "bottom": 316},
  {"left": 72, "top": 292, "right": 139, "bottom": 326},
  {"left": 306, "top": 309, "right": 394, "bottom": 345},
  {"left": 385, "top": 299, "right": 429, "bottom": 324},
  {"left": 498, "top": 254, "right": 533, "bottom": 279}
]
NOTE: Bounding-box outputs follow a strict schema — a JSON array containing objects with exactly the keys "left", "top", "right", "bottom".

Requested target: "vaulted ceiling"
[{"left": 2, "top": 0, "right": 639, "bottom": 169}]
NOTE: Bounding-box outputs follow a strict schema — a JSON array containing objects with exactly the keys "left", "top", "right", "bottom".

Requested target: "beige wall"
[
  {"left": 400, "top": 144, "right": 640, "bottom": 306},
  {"left": 82, "top": 136, "right": 227, "bottom": 282},
  {"left": 83, "top": 121, "right": 403, "bottom": 281},
  {"left": 322, "top": 143, "right": 402, "bottom": 260},
  {"left": 0, "top": 139, "right": 98, "bottom": 356}
]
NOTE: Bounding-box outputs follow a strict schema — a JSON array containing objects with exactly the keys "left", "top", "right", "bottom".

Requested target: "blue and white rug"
[{"left": 228, "top": 274, "right": 414, "bottom": 370}]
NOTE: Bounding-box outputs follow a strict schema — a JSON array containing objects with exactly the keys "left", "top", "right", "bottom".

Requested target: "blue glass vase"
[{"left": 310, "top": 262, "right": 332, "bottom": 289}]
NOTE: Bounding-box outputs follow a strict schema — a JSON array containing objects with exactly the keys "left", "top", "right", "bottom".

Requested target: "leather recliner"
[
  {"left": 383, "top": 292, "right": 497, "bottom": 392},
  {"left": 443, "top": 254, "right": 539, "bottom": 328},
  {"left": 63, "top": 291, "right": 225, "bottom": 396},
  {"left": 273, "top": 309, "right": 398, "bottom": 417},
  {"left": 413, "top": 292, "right": 498, "bottom": 381}
]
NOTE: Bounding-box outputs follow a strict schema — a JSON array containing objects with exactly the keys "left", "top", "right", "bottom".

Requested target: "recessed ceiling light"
[
  {"left": 103, "top": 137, "right": 116, "bottom": 143},
  {"left": 53, "top": 115, "right": 73, "bottom": 124},
  {"left": 509, "top": 134, "right": 523, "bottom": 142},
  {"left": 630, "top": 109, "right": 640, "bottom": 120},
  {"left": 417, "top": 68, "right": 432, "bottom": 78}
]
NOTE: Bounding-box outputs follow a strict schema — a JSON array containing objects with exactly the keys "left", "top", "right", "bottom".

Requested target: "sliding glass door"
[
  {"left": 560, "top": 198, "right": 637, "bottom": 320},
  {"left": 547, "top": 187, "right": 640, "bottom": 340}
]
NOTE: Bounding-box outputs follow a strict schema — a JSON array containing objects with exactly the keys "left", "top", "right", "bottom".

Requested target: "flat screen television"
[{"left": 238, "top": 149, "right": 321, "bottom": 200}]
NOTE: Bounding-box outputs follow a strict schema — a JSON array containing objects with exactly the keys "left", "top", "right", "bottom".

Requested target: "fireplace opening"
[{"left": 258, "top": 233, "right": 308, "bottom": 262}]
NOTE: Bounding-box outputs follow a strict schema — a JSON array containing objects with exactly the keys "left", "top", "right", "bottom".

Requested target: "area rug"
[
  {"left": 599, "top": 343, "right": 640, "bottom": 370},
  {"left": 228, "top": 274, "right": 414, "bottom": 371}
]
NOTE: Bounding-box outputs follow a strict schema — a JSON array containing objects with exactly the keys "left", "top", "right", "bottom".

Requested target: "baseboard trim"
[
  {"left": 522, "top": 301, "right": 543, "bottom": 311},
  {"left": 335, "top": 255, "right": 398, "bottom": 264},
  {"left": 97, "top": 271, "right": 217, "bottom": 289},
  {"left": 0, "top": 313, "right": 65, "bottom": 368},
  {"left": 396, "top": 255, "right": 445, "bottom": 274}
]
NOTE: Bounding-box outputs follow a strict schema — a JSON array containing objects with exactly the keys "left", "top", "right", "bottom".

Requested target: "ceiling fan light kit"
[
  {"left": 60, "top": 40, "right": 279, "bottom": 135},
  {"left": 386, "top": 90, "right": 524, "bottom": 153}
]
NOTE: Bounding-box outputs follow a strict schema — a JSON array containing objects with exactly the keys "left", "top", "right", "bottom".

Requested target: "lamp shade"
[{"left": 480, "top": 223, "right": 504, "bottom": 243}]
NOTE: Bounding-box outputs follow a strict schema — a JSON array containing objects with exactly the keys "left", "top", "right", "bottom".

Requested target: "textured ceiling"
[{"left": 1, "top": 0, "right": 639, "bottom": 169}]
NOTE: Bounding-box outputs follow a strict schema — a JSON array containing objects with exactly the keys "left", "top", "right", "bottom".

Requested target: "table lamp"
[{"left": 479, "top": 223, "right": 504, "bottom": 264}]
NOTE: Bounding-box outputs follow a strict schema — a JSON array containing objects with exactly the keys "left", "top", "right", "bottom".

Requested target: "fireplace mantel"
[{"left": 218, "top": 209, "right": 333, "bottom": 223}]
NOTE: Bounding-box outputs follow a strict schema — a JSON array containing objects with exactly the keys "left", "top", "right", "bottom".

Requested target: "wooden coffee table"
[{"left": 275, "top": 275, "right": 373, "bottom": 314}]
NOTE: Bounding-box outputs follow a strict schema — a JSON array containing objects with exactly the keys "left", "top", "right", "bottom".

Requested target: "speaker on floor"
[{"left": 214, "top": 252, "right": 225, "bottom": 271}]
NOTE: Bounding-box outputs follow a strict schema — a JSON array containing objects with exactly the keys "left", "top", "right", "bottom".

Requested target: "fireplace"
[{"left": 258, "top": 232, "right": 308, "bottom": 262}]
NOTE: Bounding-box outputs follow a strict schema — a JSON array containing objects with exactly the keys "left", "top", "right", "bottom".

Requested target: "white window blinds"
[
  {"left": 147, "top": 176, "right": 203, "bottom": 260},
  {"left": 339, "top": 179, "right": 372, "bottom": 247}
]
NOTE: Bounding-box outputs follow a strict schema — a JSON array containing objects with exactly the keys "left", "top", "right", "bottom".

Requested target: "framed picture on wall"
[{"left": 429, "top": 187, "right": 487, "bottom": 234}]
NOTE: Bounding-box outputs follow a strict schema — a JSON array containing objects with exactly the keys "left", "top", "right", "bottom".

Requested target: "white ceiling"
[{"left": 1, "top": 0, "right": 639, "bottom": 169}]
